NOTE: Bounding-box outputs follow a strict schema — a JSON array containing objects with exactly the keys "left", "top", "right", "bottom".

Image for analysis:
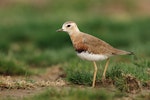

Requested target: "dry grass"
[
  {"left": 0, "top": 66, "right": 66, "bottom": 90},
  {"left": 0, "top": 76, "right": 66, "bottom": 90},
  {"left": 0, "top": 0, "right": 150, "bottom": 99}
]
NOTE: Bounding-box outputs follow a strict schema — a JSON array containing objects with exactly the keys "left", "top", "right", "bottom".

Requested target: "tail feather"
[
  {"left": 128, "top": 51, "right": 134, "bottom": 55},
  {"left": 113, "top": 49, "right": 138, "bottom": 60},
  {"left": 113, "top": 49, "right": 138, "bottom": 61},
  {"left": 113, "top": 49, "right": 133, "bottom": 55}
]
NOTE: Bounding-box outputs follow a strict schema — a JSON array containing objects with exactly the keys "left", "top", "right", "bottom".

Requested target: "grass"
[
  {"left": 0, "top": 0, "right": 150, "bottom": 99},
  {"left": 0, "top": 76, "right": 65, "bottom": 90},
  {"left": 64, "top": 58, "right": 150, "bottom": 92},
  {"left": 24, "top": 87, "right": 150, "bottom": 100},
  {"left": 25, "top": 87, "right": 123, "bottom": 100},
  {"left": 0, "top": 54, "right": 31, "bottom": 76}
]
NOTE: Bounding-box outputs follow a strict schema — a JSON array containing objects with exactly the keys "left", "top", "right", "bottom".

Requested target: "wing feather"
[{"left": 81, "top": 33, "right": 116, "bottom": 56}]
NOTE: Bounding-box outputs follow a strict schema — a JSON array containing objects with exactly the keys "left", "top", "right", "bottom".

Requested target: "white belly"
[{"left": 77, "top": 51, "right": 108, "bottom": 61}]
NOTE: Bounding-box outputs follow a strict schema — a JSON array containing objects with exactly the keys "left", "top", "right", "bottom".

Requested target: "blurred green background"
[
  {"left": 0, "top": 0, "right": 150, "bottom": 74},
  {"left": 0, "top": 0, "right": 150, "bottom": 99}
]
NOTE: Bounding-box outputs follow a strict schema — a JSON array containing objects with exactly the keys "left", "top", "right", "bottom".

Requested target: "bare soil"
[
  {"left": 0, "top": 65, "right": 150, "bottom": 100},
  {"left": 0, "top": 65, "right": 66, "bottom": 99}
]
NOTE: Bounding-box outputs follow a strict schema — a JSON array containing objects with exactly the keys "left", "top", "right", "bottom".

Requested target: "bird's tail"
[
  {"left": 114, "top": 49, "right": 133, "bottom": 55},
  {"left": 114, "top": 49, "right": 138, "bottom": 60}
]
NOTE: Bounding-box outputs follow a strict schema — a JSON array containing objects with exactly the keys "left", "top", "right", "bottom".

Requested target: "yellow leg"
[
  {"left": 92, "top": 61, "right": 98, "bottom": 88},
  {"left": 102, "top": 58, "right": 110, "bottom": 80}
]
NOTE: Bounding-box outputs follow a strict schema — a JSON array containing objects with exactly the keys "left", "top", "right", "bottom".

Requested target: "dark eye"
[{"left": 67, "top": 25, "right": 71, "bottom": 27}]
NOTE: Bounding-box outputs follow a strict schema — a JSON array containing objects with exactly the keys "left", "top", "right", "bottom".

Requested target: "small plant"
[
  {"left": 67, "top": 70, "right": 93, "bottom": 85},
  {"left": 0, "top": 58, "right": 31, "bottom": 76},
  {"left": 65, "top": 60, "right": 93, "bottom": 86},
  {"left": 26, "top": 87, "right": 115, "bottom": 100}
]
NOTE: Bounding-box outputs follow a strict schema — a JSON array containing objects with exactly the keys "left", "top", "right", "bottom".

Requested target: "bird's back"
[{"left": 70, "top": 32, "right": 132, "bottom": 57}]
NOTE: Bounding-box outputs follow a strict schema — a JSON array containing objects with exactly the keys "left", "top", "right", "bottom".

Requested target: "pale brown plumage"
[
  {"left": 57, "top": 21, "right": 133, "bottom": 87},
  {"left": 70, "top": 32, "right": 132, "bottom": 56}
]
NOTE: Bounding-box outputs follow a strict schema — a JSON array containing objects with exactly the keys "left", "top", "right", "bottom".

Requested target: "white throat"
[{"left": 68, "top": 29, "right": 80, "bottom": 35}]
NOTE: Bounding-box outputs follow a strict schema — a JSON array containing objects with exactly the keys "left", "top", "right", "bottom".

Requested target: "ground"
[
  {"left": 0, "top": 65, "right": 150, "bottom": 100},
  {"left": 0, "top": 0, "right": 150, "bottom": 99},
  {"left": 0, "top": 66, "right": 66, "bottom": 99}
]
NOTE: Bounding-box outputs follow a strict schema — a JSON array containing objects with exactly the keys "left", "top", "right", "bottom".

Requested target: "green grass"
[
  {"left": 3, "top": 87, "right": 150, "bottom": 100},
  {"left": 25, "top": 87, "right": 124, "bottom": 100},
  {"left": 0, "top": 54, "right": 31, "bottom": 76},
  {"left": 64, "top": 59, "right": 94, "bottom": 85},
  {"left": 64, "top": 58, "right": 150, "bottom": 92},
  {"left": 0, "top": 0, "right": 150, "bottom": 100}
]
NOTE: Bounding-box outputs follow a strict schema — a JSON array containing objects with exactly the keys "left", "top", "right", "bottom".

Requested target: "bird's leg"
[
  {"left": 102, "top": 58, "right": 110, "bottom": 80},
  {"left": 92, "top": 61, "right": 98, "bottom": 88}
]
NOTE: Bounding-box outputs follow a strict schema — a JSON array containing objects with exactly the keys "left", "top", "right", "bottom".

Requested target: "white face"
[
  {"left": 62, "top": 22, "right": 75, "bottom": 33},
  {"left": 57, "top": 21, "right": 80, "bottom": 35}
]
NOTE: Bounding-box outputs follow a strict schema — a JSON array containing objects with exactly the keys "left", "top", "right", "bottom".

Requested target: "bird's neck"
[
  {"left": 68, "top": 30, "right": 79, "bottom": 35},
  {"left": 69, "top": 31, "right": 83, "bottom": 44},
  {"left": 68, "top": 26, "right": 80, "bottom": 35}
]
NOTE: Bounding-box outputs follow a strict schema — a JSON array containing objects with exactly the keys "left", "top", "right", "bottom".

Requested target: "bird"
[{"left": 57, "top": 21, "right": 133, "bottom": 88}]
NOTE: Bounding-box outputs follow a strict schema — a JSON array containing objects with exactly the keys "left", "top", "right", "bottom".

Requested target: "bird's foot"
[
  {"left": 102, "top": 76, "right": 106, "bottom": 80},
  {"left": 101, "top": 76, "right": 106, "bottom": 84}
]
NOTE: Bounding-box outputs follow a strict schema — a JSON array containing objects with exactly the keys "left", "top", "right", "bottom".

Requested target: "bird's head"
[{"left": 57, "top": 21, "right": 80, "bottom": 35}]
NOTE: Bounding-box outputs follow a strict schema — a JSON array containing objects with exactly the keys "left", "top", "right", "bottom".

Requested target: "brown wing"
[
  {"left": 71, "top": 32, "right": 131, "bottom": 56},
  {"left": 81, "top": 33, "right": 119, "bottom": 56}
]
